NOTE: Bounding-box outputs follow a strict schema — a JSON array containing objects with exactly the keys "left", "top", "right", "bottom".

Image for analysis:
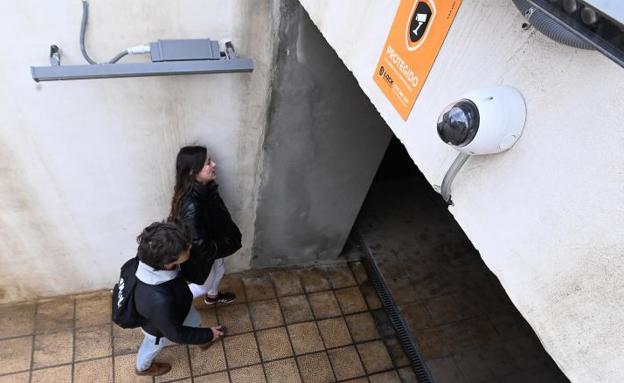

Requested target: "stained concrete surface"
[
  {"left": 354, "top": 138, "right": 569, "bottom": 383},
  {"left": 252, "top": 0, "right": 392, "bottom": 268}
]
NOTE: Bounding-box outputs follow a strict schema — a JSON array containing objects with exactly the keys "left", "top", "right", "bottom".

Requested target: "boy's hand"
[
  {"left": 200, "top": 326, "right": 226, "bottom": 349},
  {"left": 210, "top": 326, "right": 225, "bottom": 340}
]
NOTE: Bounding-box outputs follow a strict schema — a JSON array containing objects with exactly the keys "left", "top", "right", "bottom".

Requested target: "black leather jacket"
[
  {"left": 135, "top": 275, "right": 213, "bottom": 344},
  {"left": 179, "top": 181, "right": 242, "bottom": 284}
]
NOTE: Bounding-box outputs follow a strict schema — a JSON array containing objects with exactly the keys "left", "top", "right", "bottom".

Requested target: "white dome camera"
[
  {"left": 436, "top": 86, "right": 526, "bottom": 205},
  {"left": 437, "top": 86, "right": 526, "bottom": 155}
]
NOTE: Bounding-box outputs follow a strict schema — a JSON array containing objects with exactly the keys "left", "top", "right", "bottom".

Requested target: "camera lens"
[{"left": 437, "top": 99, "right": 480, "bottom": 147}]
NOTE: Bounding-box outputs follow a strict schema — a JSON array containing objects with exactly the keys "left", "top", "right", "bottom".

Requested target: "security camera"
[
  {"left": 436, "top": 86, "right": 526, "bottom": 205},
  {"left": 437, "top": 86, "right": 526, "bottom": 155}
]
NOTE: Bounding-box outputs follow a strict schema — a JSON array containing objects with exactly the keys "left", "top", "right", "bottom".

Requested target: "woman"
[{"left": 169, "top": 145, "right": 242, "bottom": 305}]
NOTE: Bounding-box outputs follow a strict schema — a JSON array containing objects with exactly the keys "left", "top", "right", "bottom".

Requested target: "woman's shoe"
[{"left": 204, "top": 291, "right": 236, "bottom": 305}]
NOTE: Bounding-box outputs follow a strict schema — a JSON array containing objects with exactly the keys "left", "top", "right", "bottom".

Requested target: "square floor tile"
[
  {"left": 360, "top": 283, "right": 382, "bottom": 310},
  {"left": 413, "top": 326, "right": 450, "bottom": 360},
  {"left": 194, "top": 371, "right": 230, "bottom": 383},
  {"left": 199, "top": 307, "right": 219, "bottom": 328},
  {"left": 193, "top": 296, "right": 208, "bottom": 311},
  {"left": 452, "top": 316, "right": 500, "bottom": 351},
  {"left": 479, "top": 342, "right": 516, "bottom": 377},
  {"left": 257, "top": 327, "right": 293, "bottom": 361},
  {"left": 342, "top": 378, "right": 368, "bottom": 383},
  {"left": 265, "top": 358, "right": 301, "bottom": 383},
  {"left": 113, "top": 326, "right": 144, "bottom": 355},
  {"left": 317, "top": 317, "right": 351, "bottom": 349},
  {"left": 371, "top": 310, "right": 395, "bottom": 338},
  {"left": 74, "top": 357, "right": 113, "bottom": 383},
  {"left": 307, "top": 291, "right": 341, "bottom": 319},
  {"left": 297, "top": 352, "right": 335, "bottom": 383},
  {"left": 398, "top": 367, "right": 418, "bottom": 383},
  {"left": 384, "top": 337, "right": 410, "bottom": 368},
  {"left": 223, "top": 333, "right": 261, "bottom": 368},
  {"left": 31, "top": 364, "right": 72, "bottom": 383},
  {"left": 0, "top": 372, "right": 29, "bottom": 383},
  {"left": 217, "top": 304, "right": 253, "bottom": 334},
  {"left": 114, "top": 353, "right": 152, "bottom": 383},
  {"left": 230, "top": 364, "right": 266, "bottom": 383},
  {"left": 327, "top": 346, "right": 365, "bottom": 380},
  {"left": 75, "top": 292, "right": 111, "bottom": 328},
  {"left": 280, "top": 295, "right": 313, "bottom": 324},
  {"left": 334, "top": 287, "right": 367, "bottom": 314},
  {"left": 242, "top": 276, "right": 276, "bottom": 302},
  {"left": 298, "top": 269, "right": 331, "bottom": 293},
  {"left": 324, "top": 265, "right": 357, "bottom": 289},
  {"left": 220, "top": 274, "right": 247, "bottom": 303},
  {"left": 349, "top": 262, "right": 369, "bottom": 285},
  {"left": 345, "top": 312, "right": 379, "bottom": 342},
  {"left": 0, "top": 336, "right": 32, "bottom": 374},
  {"left": 190, "top": 340, "right": 226, "bottom": 375},
  {"left": 75, "top": 324, "right": 112, "bottom": 361},
  {"left": 0, "top": 303, "right": 35, "bottom": 339},
  {"left": 356, "top": 340, "right": 393, "bottom": 374},
  {"left": 369, "top": 370, "right": 401, "bottom": 383},
  {"left": 287, "top": 322, "right": 324, "bottom": 355},
  {"left": 154, "top": 345, "right": 191, "bottom": 382},
  {"left": 400, "top": 302, "right": 433, "bottom": 331},
  {"left": 249, "top": 299, "right": 283, "bottom": 330},
  {"left": 426, "top": 357, "right": 465, "bottom": 383},
  {"left": 425, "top": 295, "right": 465, "bottom": 326},
  {"left": 270, "top": 271, "right": 304, "bottom": 296},
  {"left": 35, "top": 299, "right": 74, "bottom": 333},
  {"left": 453, "top": 349, "right": 493, "bottom": 383},
  {"left": 33, "top": 330, "right": 73, "bottom": 369}
]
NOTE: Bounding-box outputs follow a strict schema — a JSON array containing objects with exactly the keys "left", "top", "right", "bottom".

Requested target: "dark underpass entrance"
[{"left": 352, "top": 136, "right": 569, "bottom": 383}]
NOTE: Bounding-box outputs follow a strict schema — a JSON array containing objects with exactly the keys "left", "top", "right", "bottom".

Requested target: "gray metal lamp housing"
[{"left": 31, "top": 1, "right": 253, "bottom": 81}]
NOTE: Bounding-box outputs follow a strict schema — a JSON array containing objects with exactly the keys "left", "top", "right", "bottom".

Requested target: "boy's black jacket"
[{"left": 134, "top": 275, "right": 213, "bottom": 344}]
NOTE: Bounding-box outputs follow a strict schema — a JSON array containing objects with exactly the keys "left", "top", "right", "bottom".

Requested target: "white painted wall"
[
  {"left": 0, "top": 0, "right": 277, "bottom": 303},
  {"left": 298, "top": 1, "right": 624, "bottom": 382}
]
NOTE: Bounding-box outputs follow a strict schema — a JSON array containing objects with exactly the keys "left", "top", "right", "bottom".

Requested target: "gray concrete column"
[{"left": 252, "top": 0, "right": 392, "bottom": 268}]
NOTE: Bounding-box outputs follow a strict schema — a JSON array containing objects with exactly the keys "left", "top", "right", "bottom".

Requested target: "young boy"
[{"left": 133, "top": 220, "right": 224, "bottom": 376}]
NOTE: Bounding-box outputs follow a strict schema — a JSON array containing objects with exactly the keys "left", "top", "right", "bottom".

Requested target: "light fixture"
[{"left": 30, "top": 1, "right": 253, "bottom": 82}]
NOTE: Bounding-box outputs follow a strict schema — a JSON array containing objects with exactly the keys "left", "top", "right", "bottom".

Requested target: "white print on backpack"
[{"left": 117, "top": 277, "right": 126, "bottom": 308}]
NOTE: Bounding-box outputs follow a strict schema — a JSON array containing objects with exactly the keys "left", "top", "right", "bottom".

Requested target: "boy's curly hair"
[{"left": 136, "top": 219, "right": 192, "bottom": 269}]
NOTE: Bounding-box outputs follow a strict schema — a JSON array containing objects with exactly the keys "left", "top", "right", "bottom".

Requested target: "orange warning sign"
[{"left": 374, "top": 0, "right": 462, "bottom": 120}]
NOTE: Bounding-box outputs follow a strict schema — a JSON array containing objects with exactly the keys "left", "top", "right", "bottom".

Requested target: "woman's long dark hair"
[{"left": 169, "top": 146, "right": 207, "bottom": 219}]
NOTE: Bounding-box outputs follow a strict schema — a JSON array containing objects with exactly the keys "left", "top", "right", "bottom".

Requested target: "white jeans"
[{"left": 188, "top": 258, "right": 225, "bottom": 298}]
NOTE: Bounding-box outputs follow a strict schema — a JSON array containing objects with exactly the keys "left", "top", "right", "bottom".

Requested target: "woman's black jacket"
[{"left": 179, "top": 181, "right": 242, "bottom": 284}]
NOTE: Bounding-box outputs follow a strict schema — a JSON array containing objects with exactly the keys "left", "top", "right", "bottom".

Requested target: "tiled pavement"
[
  {"left": 0, "top": 263, "right": 416, "bottom": 383},
  {"left": 356, "top": 175, "right": 570, "bottom": 383}
]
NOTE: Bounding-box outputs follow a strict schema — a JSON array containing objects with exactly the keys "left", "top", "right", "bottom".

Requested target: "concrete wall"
[
  {"left": 0, "top": 0, "right": 278, "bottom": 303},
  {"left": 252, "top": 0, "right": 392, "bottom": 268},
  {"left": 298, "top": 0, "right": 624, "bottom": 382}
]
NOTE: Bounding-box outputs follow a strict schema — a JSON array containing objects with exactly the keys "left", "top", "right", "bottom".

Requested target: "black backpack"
[{"left": 111, "top": 257, "right": 143, "bottom": 328}]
